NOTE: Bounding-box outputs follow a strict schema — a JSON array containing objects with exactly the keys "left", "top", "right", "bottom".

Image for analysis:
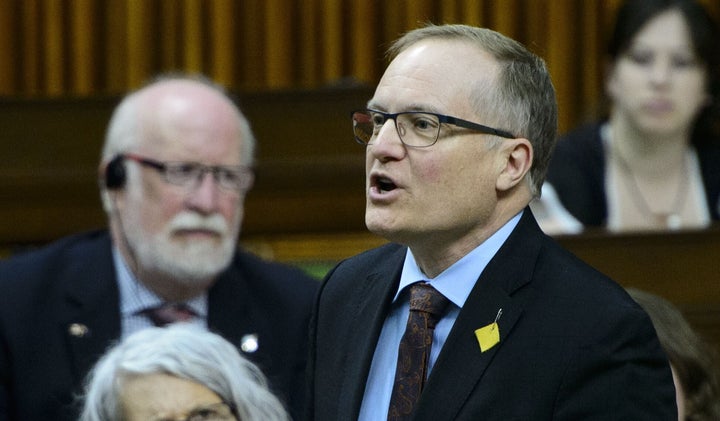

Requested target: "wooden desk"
[
  {"left": 556, "top": 227, "right": 720, "bottom": 352},
  {"left": 243, "top": 227, "right": 720, "bottom": 350}
]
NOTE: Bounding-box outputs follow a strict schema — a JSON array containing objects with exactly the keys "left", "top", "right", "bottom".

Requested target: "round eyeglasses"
[{"left": 351, "top": 109, "right": 515, "bottom": 148}]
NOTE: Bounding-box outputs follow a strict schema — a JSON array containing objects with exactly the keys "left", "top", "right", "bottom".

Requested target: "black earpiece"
[{"left": 105, "top": 155, "right": 126, "bottom": 189}]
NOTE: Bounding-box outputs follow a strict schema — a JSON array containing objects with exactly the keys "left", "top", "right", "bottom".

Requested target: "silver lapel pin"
[
  {"left": 240, "top": 333, "right": 259, "bottom": 353},
  {"left": 68, "top": 323, "right": 89, "bottom": 338}
]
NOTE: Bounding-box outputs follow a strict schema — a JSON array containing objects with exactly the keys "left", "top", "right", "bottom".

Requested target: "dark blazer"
[
  {"left": 546, "top": 122, "right": 720, "bottom": 226},
  {"left": 0, "top": 230, "right": 318, "bottom": 421},
  {"left": 307, "top": 210, "right": 676, "bottom": 420}
]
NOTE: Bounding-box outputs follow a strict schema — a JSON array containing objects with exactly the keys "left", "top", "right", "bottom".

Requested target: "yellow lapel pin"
[{"left": 474, "top": 308, "right": 502, "bottom": 352}]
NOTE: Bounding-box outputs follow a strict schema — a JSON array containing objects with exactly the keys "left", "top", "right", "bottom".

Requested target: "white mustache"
[{"left": 168, "top": 212, "right": 228, "bottom": 234}]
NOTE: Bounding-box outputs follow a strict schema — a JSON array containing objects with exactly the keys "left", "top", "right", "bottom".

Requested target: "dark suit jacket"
[
  {"left": 307, "top": 210, "right": 676, "bottom": 420},
  {"left": 0, "top": 230, "right": 318, "bottom": 421}
]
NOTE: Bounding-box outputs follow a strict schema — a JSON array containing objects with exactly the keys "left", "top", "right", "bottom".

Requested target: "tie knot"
[
  {"left": 409, "top": 283, "right": 450, "bottom": 317},
  {"left": 141, "top": 302, "right": 196, "bottom": 327}
]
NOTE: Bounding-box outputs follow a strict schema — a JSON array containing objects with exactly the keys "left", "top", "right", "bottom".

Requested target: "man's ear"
[{"left": 496, "top": 138, "right": 532, "bottom": 192}]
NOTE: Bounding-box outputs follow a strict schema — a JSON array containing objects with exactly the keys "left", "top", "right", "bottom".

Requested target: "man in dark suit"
[
  {"left": 0, "top": 75, "right": 318, "bottom": 421},
  {"left": 307, "top": 24, "right": 677, "bottom": 420}
]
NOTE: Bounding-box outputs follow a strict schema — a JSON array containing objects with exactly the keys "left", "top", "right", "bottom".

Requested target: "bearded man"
[{"left": 0, "top": 75, "right": 318, "bottom": 421}]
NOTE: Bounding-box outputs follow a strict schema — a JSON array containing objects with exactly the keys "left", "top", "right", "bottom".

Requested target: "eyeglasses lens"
[{"left": 352, "top": 110, "right": 441, "bottom": 147}]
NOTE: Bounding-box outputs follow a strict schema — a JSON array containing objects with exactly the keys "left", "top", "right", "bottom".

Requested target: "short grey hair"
[
  {"left": 79, "top": 325, "right": 289, "bottom": 421},
  {"left": 101, "top": 73, "right": 256, "bottom": 166},
  {"left": 388, "top": 24, "right": 558, "bottom": 197}
]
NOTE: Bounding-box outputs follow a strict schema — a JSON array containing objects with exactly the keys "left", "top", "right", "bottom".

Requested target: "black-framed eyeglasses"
[
  {"left": 151, "top": 401, "right": 238, "bottom": 421},
  {"left": 351, "top": 109, "right": 516, "bottom": 148},
  {"left": 122, "top": 153, "right": 254, "bottom": 192}
]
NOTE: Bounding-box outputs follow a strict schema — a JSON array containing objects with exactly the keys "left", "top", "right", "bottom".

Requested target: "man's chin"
[
  {"left": 170, "top": 232, "right": 235, "bottom": 253},
  {"left": 175, "top": 242, "right": 231, "bottom": 262},
  {"left": 366, "top": 211, "right": 398, "bottom": 236},
  {"left": 155, "top": 238, "right": 234, "bottom": 271},
  {"left": 157, "top": 251, "right": 232, "bottom": 281}
]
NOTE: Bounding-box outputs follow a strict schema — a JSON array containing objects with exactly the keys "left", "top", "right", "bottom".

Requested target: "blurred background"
[
  {"left": 6, "top": 1, "right": 720, "bottom": 128},
  {"left": 1, "top": 0, "right": 719, "bottom": 346}
]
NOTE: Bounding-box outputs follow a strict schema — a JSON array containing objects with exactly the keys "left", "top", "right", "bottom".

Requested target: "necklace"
[{"left": 612, "top": 147, "right": 688, "bottom": 230}]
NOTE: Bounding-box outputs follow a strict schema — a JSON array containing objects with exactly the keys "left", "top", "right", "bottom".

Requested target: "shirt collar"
[
  {"left": 113, "top": 247, "right": 208, "bottom": 317},
  {"left": 395, "top": 210, "right": 523, "bottom": 308}
]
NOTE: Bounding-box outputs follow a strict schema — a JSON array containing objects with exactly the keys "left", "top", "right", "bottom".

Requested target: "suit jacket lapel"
[
  {"left": 338, "top": 247, "right": 405, "bottom": 419},
  {"left": 207, "top": 264, "right": 251, "bottom": 351},
  {"left": 207, "top": 262, "right": 277, "bottom": 379},
  {"left": 415, "top": 283, "right": 527, "bottom": 420},
  {"left": 414, "top": 210, "right": 543, "bottom": 420},
  {"left": 61, "top": 234, "right": 121, "bottom": 383}
]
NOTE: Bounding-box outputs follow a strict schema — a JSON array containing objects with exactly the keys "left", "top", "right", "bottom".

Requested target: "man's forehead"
[
  {"left": 371, "top": 41, "right": 496, "bottom": 116},
  {"left": 384, "top": 39, "right": 498, "bottom": 85},
  {"left": 395, "top": 37, "right": 496, "bottom": 65}
]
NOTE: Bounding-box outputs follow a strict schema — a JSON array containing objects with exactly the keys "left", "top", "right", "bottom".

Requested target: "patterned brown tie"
[
  {"left": 141, "top": 302, "right": 196, "bottom": 327},
  {"left": 387, "top": 282, "right": 450, "bottom": 421}
]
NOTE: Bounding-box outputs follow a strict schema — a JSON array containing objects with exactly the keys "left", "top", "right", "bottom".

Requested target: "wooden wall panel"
[
  {"left": 299, "top": 0, "right": 319, "bottom": 86},
  {"left": 547, "top": 0, "right": 579, "bottom": 132},
  {"left": 0, "top": 0, "right": 16, "bottom": 94},
  {"left": 183, "top": 0, "right": 204, "bottom": 73},
  {"left": 404, "top": 0, "right": 434, "bottom": 29},
  {"left": 464, "top": 0, "right": 484, "bottom": 24},
  {"left": 43, "top": 0, "right": 64, "bottom": 94},
  {"left": 320, "top": 0, "right": 343, "bottom": 83},
  {"left": 265, "top": 0, "right": 294, "bottom": 88},
  {"left": 349, "top": 2, "right": 375, "bottom": 84},
  {"left": 104, "top": 0, "right": 127, "bottom": 91},
  {"left": 209, "top": 0, "right": 235, "bottom": 86},
  {"left": 1, "top": 0, "right": 718, "bottom": 133},
  {"left": 238, "top": 0, "right": 264, "bottom": 89},
  {"left": 126, "top": 1, "right": 153, "bottom": 88},
  {"left": 70, "top": 0, "right": 95, "bottom": 95},
  {"left": 20, "top": 0, "right": 41, "bottom": 94},
  {"left": 491, "top": 0, "right": 517, "bottom": 38},
  {"left": 580, "top": 1, "right": 603, "bottom": 123},
  {"left": 0, "top": 87, "right": 373, "bottom": 246}
]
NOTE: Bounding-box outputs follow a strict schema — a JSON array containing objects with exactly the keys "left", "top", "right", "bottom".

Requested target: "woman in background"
[
  {"left": 545, "top": 0, "right": 720, "bottom": 232},
  {"left": 627, "top": 288, "right": 720, "bottom": 420},
  {"left": 79, "top": 324, "right": 290, "bottom": 421}
]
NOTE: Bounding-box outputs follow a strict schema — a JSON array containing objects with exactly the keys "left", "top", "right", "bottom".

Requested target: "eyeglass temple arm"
[{"left": 121, "top": 153, "right": 168, "bottom": 171}]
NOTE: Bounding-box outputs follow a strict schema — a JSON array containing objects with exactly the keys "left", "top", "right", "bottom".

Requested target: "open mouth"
[{"left": 375, "top": 176, "right": 397, "bottom": 193}]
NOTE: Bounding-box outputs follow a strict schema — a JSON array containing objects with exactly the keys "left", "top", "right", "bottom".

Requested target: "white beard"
[{"left": 125, "top": 210, "right": 239, "bottom": 285}]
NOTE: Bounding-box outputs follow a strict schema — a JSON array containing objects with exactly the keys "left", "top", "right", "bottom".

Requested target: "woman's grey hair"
[
  {"left": 78, "top": 324, "right": 290, "bottom": 421},
  {"left": 388, "top": 24, "right": 558, "bottom": 197}
]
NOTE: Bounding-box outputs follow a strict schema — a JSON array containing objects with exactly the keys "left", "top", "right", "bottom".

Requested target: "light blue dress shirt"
[
  {"left": 114, "top": 248, "right": 208, "bottom": 339},
  {"left": 357, "top": 212, "right": 522, "bottom": 420}
]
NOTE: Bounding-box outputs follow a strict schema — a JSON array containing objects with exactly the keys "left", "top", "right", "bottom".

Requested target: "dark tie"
[
  {"left": 141, "top": 302, "right": 196, "bottom": 327},
  {"left": 388, "top": 282, "right": 450, "bottom": 421}
]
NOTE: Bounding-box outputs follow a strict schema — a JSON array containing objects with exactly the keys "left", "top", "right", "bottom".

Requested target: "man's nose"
[
  {"left": 368, "top": 119, "right": 406, "bottom": 161},
  {"left": 184, "top": 171, "right": 220, "bottom": 213}
]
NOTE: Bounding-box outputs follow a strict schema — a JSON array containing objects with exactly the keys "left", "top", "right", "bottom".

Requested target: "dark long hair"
[
  {"left": 628, "top": 288, "right": 720, "bottom": 421},
  {"left": 608, "top": 0, "right": 720, "bottom": 144}
]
